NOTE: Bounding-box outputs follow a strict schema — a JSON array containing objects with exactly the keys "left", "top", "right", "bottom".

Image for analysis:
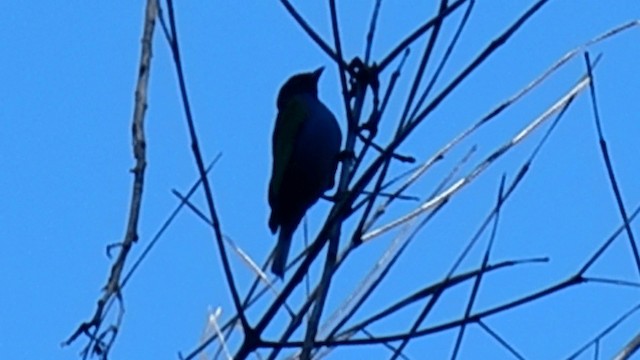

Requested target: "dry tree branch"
[
  {"left": 333, "top": 275, "right": 582, "bottom": 347},
  {"left": 161, "top": 0, "right": 249, "bottom": 336},
  {"left": 320, "top": 116, "right": 568, "bottom": 355},
  {"left": 82, "top": 157, "right": 222, "bottom": 354},
  {"left": 383, "top": 102, "right": 570, "bottom": 355},
  {"left": 406, "top": 0, "right": 550, "bottom": 131},
  {"left": 317, "top": 146, "right": 476, "bottom": 351},
  {"left": 362, "top": 73, "right": 590, "bottom": 242},
  {"left": 341, "top": 0, "right": 552, "bottom": 250},
  {"left": 258, "top": 257, "right": 551, "bottom": 349},
  {"left": 321, "top": 70, "right": 576, "bottom": 355},
  {"left": 350, "top": 0, "right": 467, "bottom": 246},
  {"left": 63, "top": 1, "right": 157, "bottom": 358},
  {"left": 348, "top": 50, "right": 411, "bottom": 189},
  {"left": 361, "top": 18, "right": 636, "bottom": 236},
  {"left": 309, "top": 187, "right": 453, "bottom": 358}
]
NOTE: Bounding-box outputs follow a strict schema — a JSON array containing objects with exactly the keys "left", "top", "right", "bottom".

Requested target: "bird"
[{"left": 268, "top": 67, "right": 342, "bottom": 278}]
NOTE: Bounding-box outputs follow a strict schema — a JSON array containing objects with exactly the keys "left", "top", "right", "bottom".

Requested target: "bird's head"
[{"left": 277, "top": 67, "right": 324, "bottom": 110}]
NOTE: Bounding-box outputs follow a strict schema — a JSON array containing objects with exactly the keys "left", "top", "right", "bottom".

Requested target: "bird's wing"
[{"left": 269, "top": 97, "right": 307, "bottom": 206}]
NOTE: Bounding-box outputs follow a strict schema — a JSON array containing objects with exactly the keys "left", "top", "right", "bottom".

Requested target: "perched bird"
[{"left": 268, "top": 67, "right": 342, "bottom": 278}]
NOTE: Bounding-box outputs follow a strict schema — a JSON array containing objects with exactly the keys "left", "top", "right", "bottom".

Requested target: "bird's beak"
[{"left": 312, "top": 66, "right": 325, "bottom": 81}]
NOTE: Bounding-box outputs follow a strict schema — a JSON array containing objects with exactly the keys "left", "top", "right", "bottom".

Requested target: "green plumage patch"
[{"left": 269, "top": 98, "right": 307, "bottom": 204}]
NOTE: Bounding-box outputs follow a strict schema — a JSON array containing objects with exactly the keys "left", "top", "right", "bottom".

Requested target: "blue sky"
[{"left": 2, "top": 1, "right": 640, "bottom": 359}]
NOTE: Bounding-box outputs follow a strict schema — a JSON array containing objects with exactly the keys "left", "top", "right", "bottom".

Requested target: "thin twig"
[
  {"left": 478, "top": 320, "right": 526, "bottom": 360},
  {"left": 614, "top": 330, "right": 640, "bottom": 360},
  {"left": 584, "top": 51, "right": 640, "bottom": 276},
  {"left": 451, "top": 176, "right": 506, "bottom": 359},
  {"left": 364, "top": 0, "right": 382, "bottom": 64},
  {"left": 396, "top": 0, "right": 449, "bottom": 133},
  {"left": 567, "top": 302, "right": 640, "bottom": 360},
  {"left": 378, "top": 0, "right": 468, "bottom": 72},
  {"left": 122, "top": 154, "right": 221, "bottom": 288},
  {"left": 163, "top": 0, "right": 249, "bottom": 338},
  {"left": 279, "top": 0, "right": 351, "bottom": 74},
  {"left": 408, "top": 0, "right": 475, "bottom": 123}
]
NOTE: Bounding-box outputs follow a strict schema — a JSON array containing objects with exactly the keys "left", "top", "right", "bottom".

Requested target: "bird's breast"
[{"left": 288, "top": 95, "right": 342, "bottom": 187}]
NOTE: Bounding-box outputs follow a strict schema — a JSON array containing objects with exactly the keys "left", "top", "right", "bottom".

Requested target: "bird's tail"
[{"left": 272, "top": 225, "right": 294, "bottom": 278}]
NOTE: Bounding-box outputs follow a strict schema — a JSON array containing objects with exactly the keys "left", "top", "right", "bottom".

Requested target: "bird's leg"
[
  {"left": 319, "top": 151, "right": 356, "bottom": 203},
  {"left": 360, "top": 110, "right": 381, "bottom": 137},
  {"left": 320, "top": 151, "right": 351, "bottom": 203}
]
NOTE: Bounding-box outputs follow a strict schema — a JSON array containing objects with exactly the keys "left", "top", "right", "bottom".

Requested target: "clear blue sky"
[{"left": 2, "top": 1, "right": 640, "bottom": 359}]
